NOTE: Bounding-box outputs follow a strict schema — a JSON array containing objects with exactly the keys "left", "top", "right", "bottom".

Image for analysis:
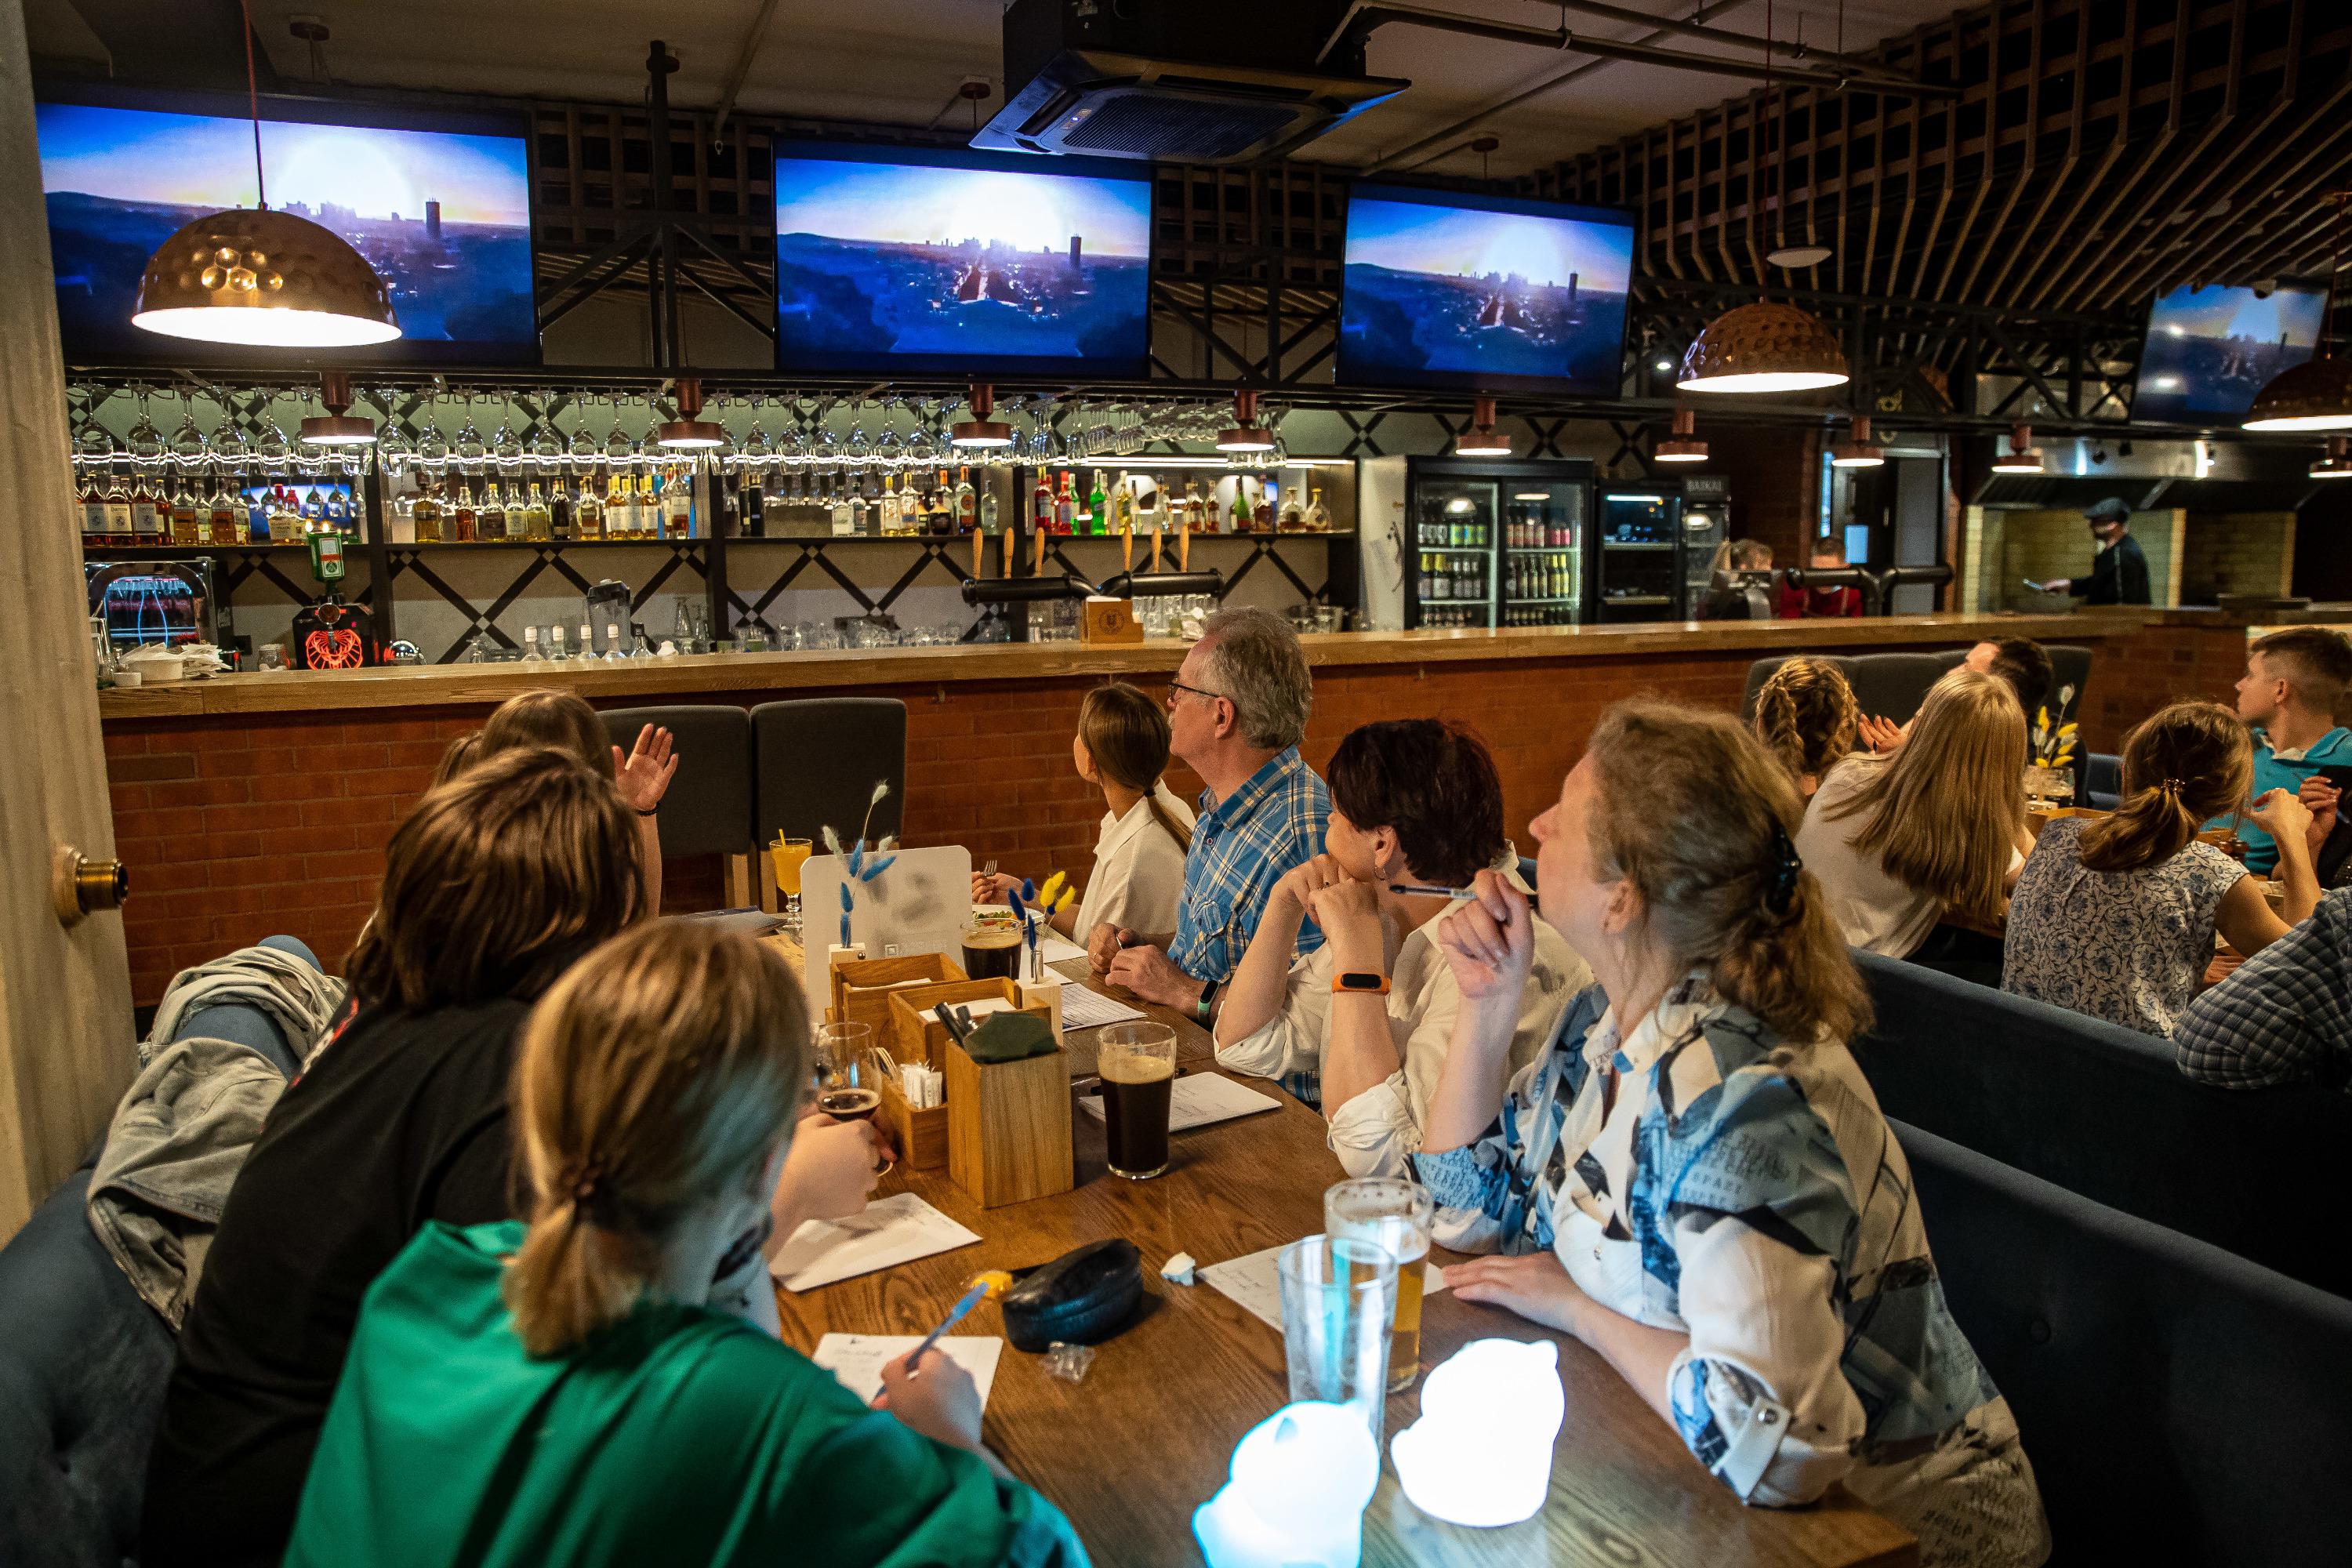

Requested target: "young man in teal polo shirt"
[{"left": 2214, "top": 627, "right": 2352, "bottom": 873}]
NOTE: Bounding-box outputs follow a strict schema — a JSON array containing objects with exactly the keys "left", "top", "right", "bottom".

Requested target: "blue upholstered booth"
[
  {"left": 0, "top": 936, "right": 318, "bottom": 1568},
  {"left": 1896, "top": 1119, "right": 2352, "bottom": 1566},
  {"left": 1854, "top": 951, "right": 2352, "bottom": 1298}
]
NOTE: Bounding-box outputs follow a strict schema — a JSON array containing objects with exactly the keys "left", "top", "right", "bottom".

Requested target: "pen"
[
  {"left": 1388, "top": 883, "right": 1475, "bottom": 899},
  {"left": 907, "top": 1270, "right": 1014, "bottom": 1374}
]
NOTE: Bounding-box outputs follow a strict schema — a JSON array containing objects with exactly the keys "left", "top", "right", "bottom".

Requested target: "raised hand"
[
  {"left": 613, "top": 724, "right": 679, "bottom": 813},
  {"left": 1433, "top": 868, "right": 1534, "bottom": 1005}
]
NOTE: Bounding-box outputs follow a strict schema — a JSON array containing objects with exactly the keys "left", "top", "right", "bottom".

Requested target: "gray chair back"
[
  {"left": 601, "top": 705, "right": 756, "bottom": 858},
  {"left": 749, "top": 699, "right": 908, "bottom": 848}
]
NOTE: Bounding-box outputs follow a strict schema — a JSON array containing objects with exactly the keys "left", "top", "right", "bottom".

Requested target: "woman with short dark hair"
[{"left": 1214, "top": 719, "right": 1588, "bottom": 1177}]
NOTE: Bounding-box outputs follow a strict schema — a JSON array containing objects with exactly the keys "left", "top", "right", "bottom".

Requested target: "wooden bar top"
[{"left": 100, "top": 609, "right": 2161, "bottom": 720}]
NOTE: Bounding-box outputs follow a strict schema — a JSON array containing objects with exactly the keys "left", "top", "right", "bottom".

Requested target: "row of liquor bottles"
[
  {"left": 744, "top": 466, "right": 1335, "bottom": 539},
  {"left": 76, "top": 466, "right": 355, "bottom": 550},
  {"left": 403, "top": 466, "right": 697, "bottom": 544},
  {"left": 1420, "top": 552, "right": 1580, "bottom": 603}
]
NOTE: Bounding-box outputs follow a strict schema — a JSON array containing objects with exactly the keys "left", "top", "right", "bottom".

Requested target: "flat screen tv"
[
  {"left": 35, "top": 88, "right": 538, "bottom": 365},
  {"left": 771, "top": 144, "right": 1152, "bottom": 377},
  {"left": 1338, "top": 183, "right": 1635, "bottom": 394},
  {"left": 2134, "top": 282, "right": 2326, "bottom": 424}
]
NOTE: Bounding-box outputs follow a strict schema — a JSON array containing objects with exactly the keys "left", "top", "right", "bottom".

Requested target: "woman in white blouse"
[
  {"left": 1423, "top": 702, "right": 2047, "bottom": 1568},
  {"left": 1795, "top": 668, "right": 2033, "bottom": 957},
  {"left": 1213, "top": 720, "right": 1587, "bottom": 1178},
  {"left": 975, "top": 682, "right": 1194, "bottom": 940}
]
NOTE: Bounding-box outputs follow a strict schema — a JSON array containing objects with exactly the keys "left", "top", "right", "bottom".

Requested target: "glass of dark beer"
[
  {"left": 961, "top": 923, "right": 1024, "bottom": 980},
  {"left": 813, "top": 1021, "right": 881, "bottom": 1123},
  {"left": 1098, "top": 1022, "right": 1177, "bottom": 1180}
]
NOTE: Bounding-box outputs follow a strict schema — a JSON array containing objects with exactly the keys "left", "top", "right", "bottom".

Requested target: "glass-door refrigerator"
[
  {"left": 1393, "top": 458, "right": 1592, "bottom": 630},
  {"left": 1593, "top": 484, "right": 1685, "bottom": 622}
]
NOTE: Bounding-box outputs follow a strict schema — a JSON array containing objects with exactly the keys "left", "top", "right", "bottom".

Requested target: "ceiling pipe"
[
  {"left": 1317, "top": 2, "right": 1956, "bottom": 100},
  {"left": 710, "top": 0, "right": 785, "bottom": 138}
]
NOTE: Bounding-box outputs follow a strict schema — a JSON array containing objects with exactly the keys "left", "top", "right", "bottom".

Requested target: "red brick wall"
[
  {"left": 2082, "top": 621, "right": 2250, "bottom": 743},
  {"left": 106, "top": 631, "right": 2184, "bottom": 1005}
]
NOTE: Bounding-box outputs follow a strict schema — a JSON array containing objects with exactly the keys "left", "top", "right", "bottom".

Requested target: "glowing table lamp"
[
  {"left": 1389, "top": 1338, "right": 1566, "bottom": 1527},
  {"left": 1192, "top": 1402, "right": 1380, "bottom": 1568}
]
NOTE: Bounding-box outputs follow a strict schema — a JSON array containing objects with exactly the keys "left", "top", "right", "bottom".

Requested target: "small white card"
[
  {"left": 1200, "top": 1241, "right": 1447, "bottom": 1334},
  {"left": 920, "top": 997, "right": 1019, "bottom": 1025},
  {"left": 1078, "top": 1072, "right": 1281, "bottom": 1133},
  {"left": 811, "top": 1333, "right": 1004, "bottom": 1410},
  {"left": 1058, "top": 987, "right": 1148, "bottom": 1031},
  {"left": 768, "top": 1192, "right": 981, "bottom": 1292}
]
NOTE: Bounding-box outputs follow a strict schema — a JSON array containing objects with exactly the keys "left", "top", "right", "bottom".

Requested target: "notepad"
[
  {"left": 811, "top": 1334, "right": 1004, "bottom": 1410},
  {"left": 1078, "top": 1071, "right": 1280, "bottom": 1133},
  {"left": 768, "top": 1192, "right": 982, "bottom": 1292},
  {"left": 1058, "top": 987, "right": 1147, "bottom": 1031},
  {"left": 1201, "top": 1242, "right": 1448, "bottom": 1334}
]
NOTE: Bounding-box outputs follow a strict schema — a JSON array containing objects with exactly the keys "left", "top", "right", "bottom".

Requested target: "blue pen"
[{"left": 907, "top": 1271, "right": 1014, "bottom": 1374}]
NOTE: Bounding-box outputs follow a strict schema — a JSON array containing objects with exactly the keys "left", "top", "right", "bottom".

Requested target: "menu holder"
[
  {"left": 1081, "top": 596, "right": 1143, "bottom": 644},
  {"left": 886, "top": 978, "right": 1052, "bottom": 1073},
  {"left": 878, "top": 1075, "right": 950, "bottom": 1171},
  {"left": 831, "top": 953, "right": 967, "bottom": 1032},
  {"left": 946, "top": 1039, "right": 1073, "bottom": 1210}
]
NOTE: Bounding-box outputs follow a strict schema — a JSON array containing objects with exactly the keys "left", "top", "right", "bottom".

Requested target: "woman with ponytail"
[
  {"left": 1414, "top": 702, "right": 2049, "bottom": 1568},
  {"left": 286, "top": 924, "right": 1086, "bottom": 1568},
  {"left": 974, "top": 681, "right": 1194, "bottom": 942},
  {"left": 2004, "top": 701, "right": 2317, "bottom": 1036}
]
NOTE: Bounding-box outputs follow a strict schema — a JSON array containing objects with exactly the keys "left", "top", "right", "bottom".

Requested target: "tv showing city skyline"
[
  {"left": 1339, "top": 184, "right": 1635, "bottom": 394},
  {"left": 2134, "top": 281, "right": 2326, "bottom": 423},
  {"left": 36, "top": 95, "right": 536, "bottom": 363},
  {"left": 772, "top": 146, "right": 1152, "bottom": 376}
]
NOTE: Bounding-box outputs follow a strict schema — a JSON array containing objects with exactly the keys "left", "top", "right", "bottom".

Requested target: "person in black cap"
[{"left": 2041, "top": 497, "right": 2151, "bottom": 605}]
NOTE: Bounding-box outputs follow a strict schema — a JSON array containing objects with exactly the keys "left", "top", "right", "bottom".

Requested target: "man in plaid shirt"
[
  {"left": 2176, "top": 887, "right": 2352, "bottom": 1091},
  {"left": 1097, "top": 608, "right": 1327, "bottom": 1032}
]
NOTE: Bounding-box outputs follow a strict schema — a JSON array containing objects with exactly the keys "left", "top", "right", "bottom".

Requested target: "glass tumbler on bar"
[
  {"left": 1276, "top": 1235, "right": 1398, "bottom": 1445},
  {"left": 1324, "top": 1178, "right": 1436, "bottom": 1391},
  {"left": 771, "top": 836, "right": 811, "bottom": 928},
  {"left": 1097, "top": 1022, "right": 1177, "bottom": 1179}
]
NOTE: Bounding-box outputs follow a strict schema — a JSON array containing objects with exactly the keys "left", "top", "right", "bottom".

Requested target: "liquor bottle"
[
  {"left": 278, "top": 486, "right": 305, "bottom": 547},
  {"left": 523, "top": 626, "right": 543, "bottom": 662},
  {"left": 413, "top": 479, "right": 444, "bottom": 543},
  {"left": 245, "top": 476, "right": 270, "bottom": 543},
  {"left": 78, "top": 468, "right": 106, "bottom": 550},
  {"left": 524, "top": 481, "right": 552, "bottom": 542},
  {"left": 1280, "top": 480, "right": 1305, "bottom": 531},
  {"left": 639, "top": 472, "right": 661, "bottom": 539},
  {"left": 1055, "top": 471, "right": 1076, "bottom": 535},
  {"left": 549, "top": 471, "right": 573, "bottom": 541},
  {"left": 603, "top": 622, "right": 627, "bottom": 661},
  {"left": 848, "top": 486, "right": 869, "bottom": 538},
  {"left": 206, "top": 475, "right": 239, "bottom": 545},
  {"left": 125, "top": 469, "right": 160, "bottom": 546},
  {"left": 877, "top": 474, "right": 901, "bottom": 535},
  {"left": 452, "top": 477, "right": 478, "bottom": 544},
  {"left": 1308, "top": 485, "right": 1331, "bottom": 532},
  {"left": 741, "top": 468, "right": 764, "bottom": 538},
  {"left": 576, "top": 617, "right": 595, "bottom": 662},
  {"left": 955, "top": 466, "right": 978, "bottom": 534},
  {"left": 480, "top": 480, "right": 509, "bottom": 541},
  {"left": 1229, "top": 478, "right": 1253, "bottom": 532},
  {"left": 1031, "top": 469, "right": 1054, "bottom": 535},
  {"left": 549, "top": 623, "right": 568, "bottom": 661},
  {"left": 167, "top": 476, "right": 199, "bottom": 547},
  {"left": 1079, "top": 469, "right": 1102, "bottom": 538},
  {"left": 574, "top": 472, "right": 603, "bottom": 541},
  {"left": 830, "top": 481, "right": 855, "bottom": 537},
  {"left": 979, "top": 485, "right": 1000, "bottom": 535}
]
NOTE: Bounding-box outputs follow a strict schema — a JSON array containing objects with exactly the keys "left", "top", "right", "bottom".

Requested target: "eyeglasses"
[{"left": 1167, "top": 678, "right": 1228, "bottom": 710}]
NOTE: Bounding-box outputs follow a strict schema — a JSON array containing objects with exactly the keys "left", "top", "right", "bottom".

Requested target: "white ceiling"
[{"left": 177, "top": 0, "right": 1961, "bottom": 179}]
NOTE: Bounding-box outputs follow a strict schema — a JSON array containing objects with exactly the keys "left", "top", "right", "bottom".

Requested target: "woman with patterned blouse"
[{"left": 1413, "top": 701, "right": 2049, "bottom": 1568}]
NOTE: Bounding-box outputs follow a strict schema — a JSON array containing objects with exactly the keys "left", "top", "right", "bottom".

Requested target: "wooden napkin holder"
[
  {"left": 946, "top": 1039, "right": 1073, "bottom": 1209},
  {"left": 877, "top": 1076, "right": 950, "bottom": 1172},
  {"left": 831, "top": 953, "right": 966, "bottom": 1031},
  {"left": 886, "top": 978, "right": 1053, "bottom": 1073},
  {"left": 1081, "top": 596, "right": 1143, "bottom": 644}
]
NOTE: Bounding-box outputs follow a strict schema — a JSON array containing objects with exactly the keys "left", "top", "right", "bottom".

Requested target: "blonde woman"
[
  {"left": 285, "top": 924, "right": 1086, "bottom": 1568},
  {"left": 1796, "top": 668, "right": 2033, "bottom": 956},
  {"left": 1419, "top": 702, "right": 2048, "bottom": 1568},
  {"left": 1750, "top": 655, "right": 1861, "bottom": 802}
]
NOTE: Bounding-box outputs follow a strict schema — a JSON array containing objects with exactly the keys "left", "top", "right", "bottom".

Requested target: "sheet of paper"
[
  {"left": 1078, "top": 1072, "right": 1280, "bottom": 1132},
  {"left": 811, "top": 1334, "right": 1004, "bottom": 1410},
  {"left": 1058, "top": 986, "right": 1147, "bottom": 1031},
  {"left": 1037, "top": 931, "right": 1088, "bottom": 964},
  {"left": 768, "top": 1191, "right": 981, "bottom": 1292},
  {"left": 920, "top": 996, "right": 1018, "bottom": 1025},
  {"left": 1201, "top": 1241, "right": 1446, "bottom": 1334}
]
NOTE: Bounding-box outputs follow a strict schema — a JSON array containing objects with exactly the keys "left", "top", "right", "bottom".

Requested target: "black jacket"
[{"left": 2076, "top": 532, "right": 2151, "bottom": 606}]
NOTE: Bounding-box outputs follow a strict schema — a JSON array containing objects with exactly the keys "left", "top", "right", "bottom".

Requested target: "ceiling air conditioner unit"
[{"left": 973, "top": 0, "right": 1407, "bottom": 165}]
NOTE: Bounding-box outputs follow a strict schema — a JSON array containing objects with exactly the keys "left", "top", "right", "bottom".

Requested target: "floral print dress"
[{"left": 1410, "top": 976, "right": 2049, "bottom": 1568}]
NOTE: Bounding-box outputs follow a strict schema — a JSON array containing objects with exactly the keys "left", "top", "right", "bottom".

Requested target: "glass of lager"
[
  {"left": 1324, "top": 1178, "right": 1435, "bottom": 1391},
  {"left": 1096, "top": 1022, "right": 1177, "bottom": 1179}
]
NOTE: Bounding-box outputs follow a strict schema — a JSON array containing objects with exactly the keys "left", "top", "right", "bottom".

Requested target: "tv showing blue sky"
[
  {"left": 1340, "top": 188, "right": 1635, "bottom": 393},
  {"left": 772, "top": 154, "right": 1152, "bottom": 373},
  {"left": 37, "top": 100, "right": 535, "bottom": 360},
  {"left": 2136, "top": 282, "right": 2325, "bottom": 423}
]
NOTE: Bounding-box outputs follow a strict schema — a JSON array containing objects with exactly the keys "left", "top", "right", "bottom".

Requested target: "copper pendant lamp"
[
  {"left": 298, "top": 370, "right": 376, "bottom": 445},
  {"left": 132, "top": 0, "right": 399, "bottom": 350},
  {"left": 2311, "top": 436, "right": 2352, "bottom": 479},
  {"left": 949, "top": 381, "right": 1014, "bottom": 448},
  {"left": 2245, "top": 191, "right": 2352, "bottom": 433},
  {"left": 1991, "top": 423, "right": 2045, "bottom": 474},
  {"left": 1214, "top": 390, "right": 1276, "bottom": 453},
  {"left": 1829, "top": 415, "right": 1885, "bottom": 467},
  {"left": 1653, "top": 406, "right": 1708, "bottom": 463},
  {"left": 653, "top": 377, "right": 727, "bottom": 448},
  {"left": 1454, "top": 396, "right": 1513, "bottom": 457}
]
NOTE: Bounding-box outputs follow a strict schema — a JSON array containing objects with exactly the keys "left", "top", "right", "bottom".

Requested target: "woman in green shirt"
[{"left": 287, "top": 924, "right": 1087, "bottom": 1568}]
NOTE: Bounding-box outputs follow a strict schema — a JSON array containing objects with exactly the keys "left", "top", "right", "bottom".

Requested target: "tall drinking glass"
[
  {"left": 1276, "top": 1236, "right": 1398, "bottom": 1444},
  {"left": 771, "top": 836, "right": 811, "bottom": 928},
  {"left": 812, "top": 1020, "right": 880, "bottom": 1123},
  {"left": 1097, "top": 1022, "right": 1177, "bottom": 1179},
  {"left": 1325, "top": 1178, "right": 1436, "bottom": 1390}
]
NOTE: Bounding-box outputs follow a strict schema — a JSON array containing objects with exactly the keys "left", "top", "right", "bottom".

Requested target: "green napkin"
[{"left": 964, "top": 1011, "right": 1055, "bottom": 1063}]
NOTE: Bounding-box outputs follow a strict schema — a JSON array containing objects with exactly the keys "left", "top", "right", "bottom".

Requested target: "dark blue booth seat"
[
  {"left": 1853, "top": 951, "right": 2352, "bottom": 1298},
  {"left": 1896, "top": 1119, "right": 2352, "bottom": 1567}
]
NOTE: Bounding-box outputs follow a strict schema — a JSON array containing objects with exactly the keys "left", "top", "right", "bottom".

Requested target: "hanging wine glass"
[
  {"left": 415, "top": 396, "right": 449, "bottom": 470},
  {"left": 452, "top": 392, "right": 486, "bottom": 463},
  {"left": 492, "top": 412, "right": 524, "bottom": 472},
  {"left": 74, "top": 394, "right": 118, "bottom": 495},
  {"left": 844, "top": 402, "right": 873, "bottom": 470},
  {"left": 528, "top": 396, "right": 564, "bottom": 466},
  {"left": 742, "top": 394, "right": 775, "bottom": 471},
  {"left": 169, "top": 394, "right": 208, "bottom": 480},
  {"left": 373, "top": 387, "right": 414, "bottom": 476},
  {"left": 566, "top": 389, "right": 601, "bottom": 462},
  {"left": 254, "top": 393, "right": 292, "bottom": 470},
  {"left": 603, "top": 392, "right": 635, "bottom": 470},
  {"left": 211, "top": 392, "right": 252, "bottom": 477},
  {"left": 906, "top": 396, "right": 938, "bottom": 469},
  {"left": 125, "top": 389, "right": 165, "bottom": 480},
  {"left": 873, "top": 394, "right": 904, "bottom": 470},
  {"left": 778, "top": 398, "right": 808, "bottom": 467},
  {"left": 811, "top": 397, "right": 840, "bottom": 466}
]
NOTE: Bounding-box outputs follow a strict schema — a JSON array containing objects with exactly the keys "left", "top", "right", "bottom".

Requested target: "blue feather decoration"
[
  {"left": 1020, "top": 877, "right": 1037, "bottom": 902},
  {"left": 837, "top": 884, "right": 855, "bottom": 913},
  {"left": 840, "top": 912, "right": 851, "bottom": 949},
  {"left": 846, "top": 840, "right": 865, "bottom": 877},
  {"left": 860, "top": 855, "right": 897, "bottom": 882}
]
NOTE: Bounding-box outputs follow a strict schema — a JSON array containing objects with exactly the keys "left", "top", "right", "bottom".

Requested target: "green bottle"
[{"left": 1087, "top": 470, "right": 1107, "bottom": 537}]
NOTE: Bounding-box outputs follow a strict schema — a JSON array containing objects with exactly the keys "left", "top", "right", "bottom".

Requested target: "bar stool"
[
  {"left": 749, "top": 698, "right": 908, "bottom": 912},
  {"left": 600, "top": 705, "right": 758, "bottom": 906}
]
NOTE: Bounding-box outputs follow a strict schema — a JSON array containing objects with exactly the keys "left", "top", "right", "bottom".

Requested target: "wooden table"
[{"left": 773, "top": 941, "right": 1917, "bottom": 1568}]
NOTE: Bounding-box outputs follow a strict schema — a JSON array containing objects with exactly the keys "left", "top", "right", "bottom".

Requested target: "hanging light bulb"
[
  {"left": 1991, "top": 422, "right": 2045, "bottom": 473},
  {"left": 1829, "top": 414, "right": 1885, "bottom": 467},
  {"left": 1214, "top": 390, "right": 1276, "bottom": 453},
  {"left": 298, "top": 370, "right": 377, "bottom": 446},
  {"left": 653, "top": 377, "right": 727, "bottom": 448},
  {"left": 1653, "top": 405, "right": 1708, "bottom": 463},
  {"left": 132, "top": 0, "right": 399, "bottom": 350},
  {"left": 2247, "top": 191, "right": 2352, "bottom": 432},
  {"left": 2312, "top": 436, "right": 2352, "bottom": 479},
  {"left": 949, "top": 381, "right": 1015, "bottom": 448},
  {"left": 1454, "top": 396, "right": 1513, "bottom": 457}
]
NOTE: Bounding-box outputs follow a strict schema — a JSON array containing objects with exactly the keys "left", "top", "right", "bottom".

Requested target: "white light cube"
[
  {"left": 1192, "top": 1401, "right": 1380, "bottom": 1568},
  {"left": 1390, "top": 1338, "right": 1565, "bottom": 1526}
]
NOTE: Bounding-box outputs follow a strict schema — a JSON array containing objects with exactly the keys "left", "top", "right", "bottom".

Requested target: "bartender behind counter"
[{"left": 2037, "top": 496, "right": 2151, "bottom": 606}]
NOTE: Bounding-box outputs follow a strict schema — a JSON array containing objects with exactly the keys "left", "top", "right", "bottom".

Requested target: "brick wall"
[
  {"left": 2179, "top": 511, "right": 2296, "bottom": 604},
  {"left": 2082, "top": 620, "right": 2251, "bottom": 742},
  {"left": 106, "top": 630, "right": 2187, "bottom": 1005}
]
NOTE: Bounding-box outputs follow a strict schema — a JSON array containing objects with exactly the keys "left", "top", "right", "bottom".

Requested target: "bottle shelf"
[
  {"left": 1601, "top": 593, "right": 1673, "bottom": 605},
  {"left": 384, "top": 537, "right": 702, "bottom": 550},
  {"left": 1506, "top": 596, "right": 1580, "bottom": 606},
  {"left": 1506, "top": 546, "right": 1579, "bottom": 555},
  {"left": 1602, "top": 541, "right": 1675, "bottom": 551}
]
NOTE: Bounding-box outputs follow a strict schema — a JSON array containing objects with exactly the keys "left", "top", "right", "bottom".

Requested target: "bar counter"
[{"left": 100, "top": 608, "right": 2251, "bottom": 1004}]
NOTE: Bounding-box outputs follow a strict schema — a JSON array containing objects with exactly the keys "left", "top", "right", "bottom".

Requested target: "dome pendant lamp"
[
  {"left": 949, "top": 381, "right": 1014, "bottom": 448},
  {"left": 1454, "top": 397, "right": 1513, "bottom": 457},
  {"left": 2245, "top": 191, "right": 2352, "bottom": 433},
  {"left": 1214, "top": 390, "right": 1276, "bottom": 453},
  {"left": 653, "top": 377, "right": 727, "bottom": 449},
  {"left": 297, "top": 370, "right": 376, "bottom": 445},
  {"left": 1829, "top": 415, "right": 1885, "bottom": 468},
  {"left": 1991, "top": 423, "right": 2045, "bottom": 474},
  {"left": 131, "top": 0, "right": 399, "bottom": 349},
  {"left": 1653, "top": 405, "right": 1708, "bottom": 463}
]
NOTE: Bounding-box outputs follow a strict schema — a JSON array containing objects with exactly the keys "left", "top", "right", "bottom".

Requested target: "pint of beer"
[
  {"left": 1324, "top": 1178, "right": 1436, "bottom": 1391},
  {"left": 1097, "top": 1022, "right": 1177, "bottom": 1179},
  {"left": 961, "top": 924, "right": 1024, "bottom": 980}
]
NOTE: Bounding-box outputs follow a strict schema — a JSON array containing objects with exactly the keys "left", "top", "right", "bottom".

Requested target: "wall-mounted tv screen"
[
  {"left": 35, "top": 89, "right": 537, "bottom": 365},
  {"left": 771, "top": 145, "right": 1152, "bottom": 377},
  {"left": 1338, "top": 183, "right": 1635, "bottom": 394},
  {"left": 2134, "top": 282, "right": 2326, "bottom": 424}
]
